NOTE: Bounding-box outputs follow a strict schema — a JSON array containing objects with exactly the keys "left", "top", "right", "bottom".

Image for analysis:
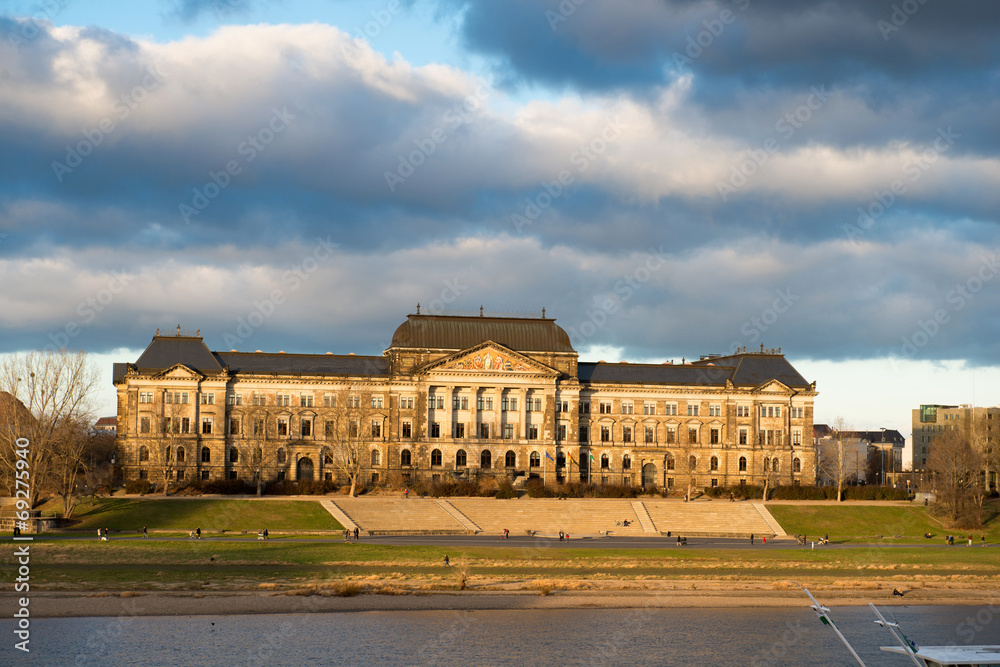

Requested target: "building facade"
[
  {"left": 912, "top": 403, "right": 999, "bottom": 489},
  {"left": 114, "top": 313, "right": 819, "bottom": 490}
]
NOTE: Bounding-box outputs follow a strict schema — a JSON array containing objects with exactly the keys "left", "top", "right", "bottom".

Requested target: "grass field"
[
  {"left": 5, "top": 539, "right": 998, "bottom": 593},
  {"left": 767, "top": 501, "right": 1000, "bottom": 543},
  {"left": 46, "top": 498, "right": 344, "bottom": 533}
]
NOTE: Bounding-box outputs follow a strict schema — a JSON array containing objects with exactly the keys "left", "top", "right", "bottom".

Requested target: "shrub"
[
  {"left": 125, "top": 479, "right": 153, "bottom": 495},
  {"left": 494, "top": 480, "right": 518, "bottom": 499}
]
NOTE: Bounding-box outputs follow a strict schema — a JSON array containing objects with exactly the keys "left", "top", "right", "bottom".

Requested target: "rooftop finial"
[
  {"left": 760, "top": 342, "right": 764, "bottom": 353},
  {"left": 416, "top": 302, "right": 421, "bottom": 315},
  {"left": 177, "top": 324, "right": 181, "bottom": 336},
  {"left": 541, "top": 307, "right": 546, "bottom": 318},
  {"left": 480, "top": 305, "right": 484, "bottom": 317}
]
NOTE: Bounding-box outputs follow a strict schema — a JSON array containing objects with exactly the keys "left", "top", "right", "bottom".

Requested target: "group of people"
[
  {"left": 945, "top": 534, "right": 986, "bottom": 546},
  {"left": 257, "top": 528, "right": 269, "bottom": 540},
  {"left": 344, "top": 527, "right": 360, "bottom": 541},
  {"left": 189, "top": 527, "right": 202, "bottom": 539},
  {"left": 97, "top": 527, "right": 109, "bottom": 541},
  {"left": 501, "top": 528, "right": 509, "bottom": 539}
]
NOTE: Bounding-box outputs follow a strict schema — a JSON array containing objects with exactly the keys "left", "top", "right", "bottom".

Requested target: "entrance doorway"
[
  {"left": 642, "top": 463, "right": 657, "bottom": 488},
  {"left": 296, "top": 457, "right": 314, "bottom": 481}
]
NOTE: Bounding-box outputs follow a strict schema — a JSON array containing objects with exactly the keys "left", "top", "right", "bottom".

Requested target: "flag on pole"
[
  {"left": 545, "top": 452, "right": 555, "bottom": 461},
  {"left": 589, "top": 453, "right": 595, "bottom": 461}
]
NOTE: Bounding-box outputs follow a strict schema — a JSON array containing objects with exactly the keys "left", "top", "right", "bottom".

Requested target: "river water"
[{"left": 2, "top": 605, "right": 999, "bottom": 666}]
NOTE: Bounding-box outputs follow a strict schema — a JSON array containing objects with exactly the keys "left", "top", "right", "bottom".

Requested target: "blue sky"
[{"left": 3, "top": 0, "right": 1000, "bottom": 450}]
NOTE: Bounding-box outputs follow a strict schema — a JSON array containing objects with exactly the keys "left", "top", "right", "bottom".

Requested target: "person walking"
[
  {"left": 443, "top": 555, "right": 450, "bottom": 567},
  {"left": 749, "top": 533, "right": 754, "bottom": 545},
  {"left": 404, "top": 487, "right": 409, "bottom": 499},
  {"left": 196, "top": 527, "right": 201, "bottom": 539},
  {"left": 142, "top": 526, "right": 148, "bottom": 539},
  {"left": 354, "top": 527, "right": 359, "bottom": 540},
  {"left": 982, "top": 535, "right": 987, "bottom": 547}
]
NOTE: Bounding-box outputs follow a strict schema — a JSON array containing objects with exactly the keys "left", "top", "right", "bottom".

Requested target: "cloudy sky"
[{"left": 2, "top": 0, "right": 999, "bottom": 447}]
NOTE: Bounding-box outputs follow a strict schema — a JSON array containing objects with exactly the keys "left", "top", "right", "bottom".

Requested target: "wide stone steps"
[{"left": 328, "top": 497, "right": 785, "bottom": 537}]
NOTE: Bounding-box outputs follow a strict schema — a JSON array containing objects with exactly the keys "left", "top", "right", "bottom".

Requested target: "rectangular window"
[
  {"left": 181, "top": 417, "right": 190, "bottom": 434},
  {"left": 201, "top": 417, "right": 213, "bottom": 435},
  {"left": 599, "top": 402, "right": 612, "bottom": 414},
  {"left": 643, "top": 402, "right": 655, "bottom": 415},
  {"left": 200, "top": 393, "right": 215, "bottom": 405},
  {"left": 558, "top": 424, "right": 567, "bottom": 441},
  {"left": 228, "top": 418, "right": 240, "bottom": 435},
  {"left": 709, "top": 405, "right": 721, "bottom": 417},
  {"left": 793, "top": 429, "right": 801, "bottom": 445},
  {"left": 623, "top": 426, "right": 632, "bottom": 443},
  {"left": 579, "top": 402, "right": 590, "bottom": 414},
  {"left": 325, "top": 420, "right": 334, "bottom": 437},
  {"left": 666, "top": 477, "right": 674, "bottom": 488},
  {"left": 276, "top": 394, "right": 290, "bottom": 407},
  {"left": 645, "top": 426, "right": 654, "bottom": 443},
  {"left": 555, "top": 401, "right": 569, "bottom": 413},
  {"left": 601, "top": 426, "right": 610, "bottom": 442},
  {"left": 140, "top": 416, "right": 151, "bottom": 434},
  {"left": 200, "top": 469, "right": 209, "bottom": 481},
  {"left": 775, "top": 406, "right": 781, "bottom": 418},
  {"left": 323, "top": 395, "right": 335, "bottom": 408},
  {"left": 349, "top": 395, "right": 361, "bottom": 408},
  {"left": 277, "top": 419, "right": 288, "bottom": 436},
  {"left": 739, "top": 428, "right": 748, "bottom": 445},
  {"left": 503, "top": 424, "right": 514, "bottom": 439},
  {"left": 253, "top": 393, "right": 265, "bottom": 406},
  {"left": 687, "top": 404, "right": 699, "bottom": 416},
  {"left": 688, "top": 427, "right": 698, "bottom": 443},
  {"left": 776, "top": 430, "right": 783, "bottom": 445},
  {"left": 479, "top": 423, "right": 490, "bottom": 439},
  {"left": 371, "top": 421, "right": 381, "bottom": 438},
  {"left": 302, "top": 419, "right": 312, "bottom": 437},
  {"left": 429, "top": 395, "right": 443, "bottom": 410},
  {"left": 371, "top": 396, "right": 383, "bottom": 409},
  {"left": 484, "top": 397, "right": 493, "bottom": 411},
  {"left": 349, "top": 421, "right": 359, "bottom": 438},
  {"left": 666, "top": 427, "right": 675, "bottom": 444},
  {"left": 621, "top": 402, "right": 633, "bottom": 414},
  {"left": 453, "top": 422, "right": 465, "bottom": 438},
  {"left": 430, "top": 422, "right": 440, "bottom": 438},
  {"left": 528, "top": 425, "right": 538, "bottom": 440},
  {"left": 300, "top": 394, "right": 314, "bottom": 407},
  {"left": 139, "top": 392, "right": 153, "bottom": 404},
  {"left": 400, "top": 396, "right": 413, "bottom": 410},
  {"left": 711, "top": 478, "right": 718, "bottom": 488},
  {"left": 227, "top": 393, "right": 242, "bottom": 406},
  {"left": 401, "top": 421, "right": 412, "bottom": 438},
  {"left": 501, "top": 396, "right": 510, "bottom": 411},
  {"left": 453, "top": 395, "right": 461, "bottom": 410},
  {"left": 737, "top": 405, "right": 749, "bottom": 418},
  {"left": 711, "top": 428, "right": 720, "bottom": 444},
  {"left": 579, "top": 426, "right": 588, "bottom": 442},
  {"left": 665, "top": 403, "right": 678, "bottom": 416}
]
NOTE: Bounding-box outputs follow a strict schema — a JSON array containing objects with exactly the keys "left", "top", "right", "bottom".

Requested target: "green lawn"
[
  {"left": 5, "top": 540, "right": 998, "bottom": 592},
  {"left": 49, "top": 498, "right": 343, "bottom": 533},
  {"left": 768, "top": 501, "right": 1000, "bottom": 543}
]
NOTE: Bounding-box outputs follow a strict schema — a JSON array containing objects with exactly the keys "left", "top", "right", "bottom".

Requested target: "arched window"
[
  {"left": 666, "top": 455, "right": 674, "bottom": 470},
  {"left": 176, "top": 446, "right": 185, "bottom": 463},
  {"left": 323, "top": 450, "right": 333, "bottom": 465},
  {"left": 622, "top": 454, "right": 631, "bottom": 470},
  {"left": 229, "top": 448, "right": 238, "bottom": 463},
  {"left": 481, "top": 450, "right": 492, "bottom": 469},
  {"left": 456, "top": 449, "right": 467, "bottom": 467},
  {"left": 710, "top": 456, "right": 718, "bottom": 471},
  {"left": 556, "top": 453, "right": 566, "bottom": 469},
  {"left": 530, "top": 452, "right": 540, "bottom": 467},
  {"left": 689, "top": 455, "right": 697, "bottom": 471},
  {"left": 772, "top": 458, "right": 779, "bottom": 472},
  {"left": 793, "top": 457, "right": 801, "bottom": 473},
  {"left": 371, "top": 449, "right": 381, "bottom": 466},
  {"left": 738, "top": 456, "right": 747, "bottom": 472},
  {"left": 400, "top": 449, "right": 412, "bottom": 466},
  {"left": 505, "top": 450, "right": 516, "bottom": 467},
  {"left": 277, "top": 448, "right": 286, "bottom": 464},
  {"left": 431, "top": 449, "right": 442, "bottom": 466},
  {"left": 201, "top": 447, "right": 211, "bottom": 463},
  {"left": 601, "top": 453, "right": 610, "bottom": 469},
  {"left": 763, "top": 457, "right": 770, "bottom": 472},
  {"left": 139, "top": 446, "right": 149, "bottom": 462},
  {"left": 165, "top": 446, "right": 172, "bottom": 462}
]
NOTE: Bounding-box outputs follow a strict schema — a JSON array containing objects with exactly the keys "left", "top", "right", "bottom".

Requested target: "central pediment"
[{"left": 416, "top": 341, "right": 559, "bottom": 376}]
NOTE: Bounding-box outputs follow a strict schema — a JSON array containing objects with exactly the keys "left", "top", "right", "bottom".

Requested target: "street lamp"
[{"left": 880, "top": 428, "right": 887, "bottom": 486}]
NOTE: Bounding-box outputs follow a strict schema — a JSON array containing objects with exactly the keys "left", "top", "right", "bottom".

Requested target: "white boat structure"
[{"left": 800, "top": 586, "right": 1000, "bottom": 667}]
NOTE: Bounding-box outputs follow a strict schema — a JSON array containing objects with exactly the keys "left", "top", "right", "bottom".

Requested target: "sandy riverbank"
[{"left": 9, "top": 587, "right": 999, "bottom": 618}]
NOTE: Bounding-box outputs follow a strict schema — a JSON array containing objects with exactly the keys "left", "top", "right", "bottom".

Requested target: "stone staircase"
[
  {"left": 324, "top": 496, "right": 787, "bottom": 538},
  {"left": 333, "top": 498, "right": 471, "bottom": 535}
]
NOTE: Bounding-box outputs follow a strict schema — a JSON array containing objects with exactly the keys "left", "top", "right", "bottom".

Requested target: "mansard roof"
[
  {"left": 389, "top": 313, "right": 575, "bottom": 353},
  {"left": 215, "top": 351, "right": 387, "bottom": 376},
  {"left": 134, "top": 334, "right": 223, "bottom": 375},
  {"left": 581, "top": 352, "right": 812, "bottom": 389}
]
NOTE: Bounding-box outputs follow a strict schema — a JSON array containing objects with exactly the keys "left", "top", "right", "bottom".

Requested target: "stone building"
[{"left": 113, "top": 312, "right": 818, "bottom": 490}]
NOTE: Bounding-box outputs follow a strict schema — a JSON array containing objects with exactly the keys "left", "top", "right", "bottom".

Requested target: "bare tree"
[
  {"left": 817, "top": 418, "right": 860, "bottom": 502},
  {"left": 324, "top": 386, "right": 381, "bottom": 497},
  {"left": 928, "top": 427, "right": 985, "bottom": 529},
  {"left": 234, "top": 405, "right": 280, "bottom": 496},
  {"left": 0, "top": 350, "right": 99, "bottom": 509},
  {"left": 48, "top": 418, "right": 92, "bottom": 518},
  {"left": 759, "top": 434, "right": 784, "bottom": 501}
]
